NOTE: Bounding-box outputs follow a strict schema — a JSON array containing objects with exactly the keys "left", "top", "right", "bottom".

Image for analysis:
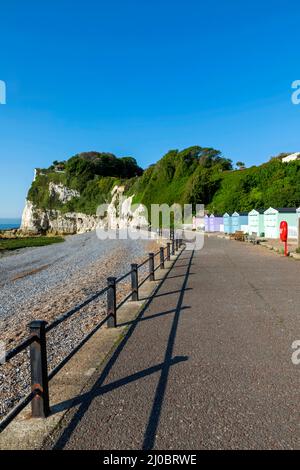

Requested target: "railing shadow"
[
  {"left": 166, "top": 273, "right": 195, "bottom": 280},
  {"left": 139, "top": 287, "right": 192, "bottom": 301},
  {"left": 51, "top": 355, "right": 188, "bottom": 415},
  {"left": 117, "top": 306, "right": 191, "bottom": 327},
  {"left": 142, "top": 249, "right": 194, "bottom": 449},
  {"left": 50, "top": 249, "right": 194, "bottom": 449}
]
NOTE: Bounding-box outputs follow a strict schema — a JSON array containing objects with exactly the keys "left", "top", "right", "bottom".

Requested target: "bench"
[
  {"left": 233, "top": 231, "right": 245, "bottom": 241},
  {"left": 245, "top": 233, "right": 258, "bottom": 244}
]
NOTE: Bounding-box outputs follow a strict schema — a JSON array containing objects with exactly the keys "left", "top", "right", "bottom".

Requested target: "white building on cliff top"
[{"left": 282, "top": 152, "right": 300, "bottom": 163}]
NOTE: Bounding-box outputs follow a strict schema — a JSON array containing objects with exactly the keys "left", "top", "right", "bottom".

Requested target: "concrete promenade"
[{"left": 47, "top": 237, "right": 299, "bottom": 450}]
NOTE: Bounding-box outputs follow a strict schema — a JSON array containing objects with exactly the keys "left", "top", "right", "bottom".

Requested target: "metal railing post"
[
  {"left": 149, "top": 253, "right": 155, "bottom": 281},
  {"left": 131, "top": 263, "right": 139, "bottom": 301},
  {"left": 29, "top": 320, "right": 50, "bottom": 418},
  {"left": 160, "top": 247, "right": 165, "bottom": 269},
  {"left": 107, "top": 277, "right": 117, "bottom": 328},
  {"left": 172, "top": 238, "right": 175, "bottom": 255},
  {"left": 167, "top": 242, "right": 171, "bottom": 261},
  {"left": 176, "top": 238, "right": 179, "bottom": 251}
]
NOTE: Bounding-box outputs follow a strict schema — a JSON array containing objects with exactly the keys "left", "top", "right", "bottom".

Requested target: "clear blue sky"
[{"left": 1, "top": 0, "right": 300, "bottom": 217}]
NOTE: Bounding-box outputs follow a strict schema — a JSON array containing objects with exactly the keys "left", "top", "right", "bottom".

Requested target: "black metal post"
[
  {"left": 172, "top": 238, "right": 175, "bottom": 255},
  {"left": 160, "top": 247, "right": 165, "bottom": 269},
  {"left": 29, "top": 320, "right": 50, "bottom": 418},
  {"left": 107, "top": 277, "right": 117, "bottom": 328},
  {"left": 167, "top": 242, "right": 171, "bottom": 261},
  {"left": 176, "top": 238, "right": 179, "bottom": 251},
  {"left": 149, "top": 253, "right": 155, "bottom": 281},
  {"left": 131, "top": 263, "right": 139, "bottom": 301}
]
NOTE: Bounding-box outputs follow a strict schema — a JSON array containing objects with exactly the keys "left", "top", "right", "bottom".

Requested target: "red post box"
[{"left": 280, "top": 221, "right": 288, "bottom": 256}]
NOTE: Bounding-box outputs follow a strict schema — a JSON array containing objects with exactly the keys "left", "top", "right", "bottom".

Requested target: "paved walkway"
[{"left": 48, "top": 237, "right": 299, "bottom": 450}]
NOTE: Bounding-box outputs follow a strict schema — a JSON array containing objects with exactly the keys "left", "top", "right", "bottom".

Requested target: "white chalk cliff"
[
  {"left": 21, "top": 182, "right": 148, "bottom": 234},
  {"left": 48, "top": 183, "right": 80, "bottom": 203}
]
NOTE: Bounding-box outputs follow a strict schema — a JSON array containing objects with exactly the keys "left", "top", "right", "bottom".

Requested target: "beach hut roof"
[
  {"left": 276, "top": 207, "right": 296, "bottom": 213},
  {"left": 264, "top": 207, "right": 278, "bottom": 214},
  {"left": 249, "top": 209, "right": 258, "bottom": 215},
  {"left": 264, "top": 207, "right": 296, "bottom": 214},
  {"left": 232, "top": 211, "right": 248, "bottom": 216}
]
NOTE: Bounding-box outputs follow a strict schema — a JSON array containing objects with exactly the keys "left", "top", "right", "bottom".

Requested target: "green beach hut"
[
  {"left": 248, "top": 209, "right": 264, "bottom": 236},
  {"left": 264, "top": 207, "right": 297, "bottom": 239}
]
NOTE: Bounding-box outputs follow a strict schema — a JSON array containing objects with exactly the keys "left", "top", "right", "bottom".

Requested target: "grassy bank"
[{"left": 0, "top": 236, "right": 65, "bottom": 251}]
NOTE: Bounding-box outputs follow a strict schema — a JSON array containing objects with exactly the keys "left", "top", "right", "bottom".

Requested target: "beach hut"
[
  {"left": 192, "top": 216, "right": 205, "bottom": 231},
  {"left": 231, "top": 211, "right": 249, "bottom": 233},
  {"left": 231, "top": 212, "right": 239, "bottom": 233},
  {"left": 264, "top": 207, "right": 298, "bottom": 239},
  {"left": 296, "top": 208, "right": 300, "bottom": 238},
  {"left": 248, "top": 209, "right": 264, "bottom": 236},
  {"left": 223, "top": 213, "right": 232, "bottom": 233},
  {"left": 209, "top": 214, "right": 223, "bottom": 232},
  {"left": 239, "top": 212, "right": 249, "bottom": 232},
  {"left": 280, "top": 208, "right": 298, "bottom": 238},
  {"left": 204, "top": 214, "right": 209, "bottom": 232}
]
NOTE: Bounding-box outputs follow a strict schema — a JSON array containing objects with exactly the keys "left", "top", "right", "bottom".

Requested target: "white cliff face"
[
  {"left": 21, "top": 184, "right": 149, "bottom": 235},
  {"left": 21, "top": 200, "right": 59, "bottom": 233},
  {"left": 131, "top": 202, "right": 149, "bottom": 229},
  {"left": 21, "top": 201, "right": 40, "bottom": 233},
  {"left": 21, "top": 201, "right": 102, "bottom": 234},
  {"left": 104, "top": 186, "right": 148, "bottom": 230},
  {"left": 49, "top": 183, "right": 80, "bottom": 203}
]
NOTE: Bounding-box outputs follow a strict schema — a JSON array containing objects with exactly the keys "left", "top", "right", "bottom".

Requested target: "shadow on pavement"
[
  {"left": 139, "top": 287, "right": 192, "bottom": 301},
  {"left": 142, "top": 250, "right": 194, "bottom": 450},
  {"left": 51, "top": 355, "right": 188, "bottom": 415},
  {"left": 117, "top": 306, "right": 191, "bottom": 327},
  {"left": 50, "top": 250, "right": 194, "bottom": 450}
]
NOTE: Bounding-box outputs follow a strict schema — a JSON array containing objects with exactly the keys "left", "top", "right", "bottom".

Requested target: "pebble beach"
[{"left": 0, "top": 231, "right": 160, "bottom": 421}]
